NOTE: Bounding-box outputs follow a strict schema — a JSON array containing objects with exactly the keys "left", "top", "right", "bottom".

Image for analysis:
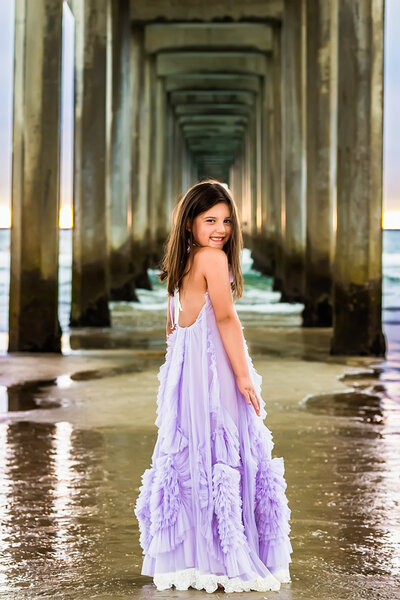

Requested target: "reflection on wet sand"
[{"left": 0, "top": 320, "right": 399, "bottom": 599}]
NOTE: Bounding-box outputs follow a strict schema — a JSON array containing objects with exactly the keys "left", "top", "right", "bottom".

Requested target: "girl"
[{"left": 134, "top": 180, "right": 293, "bottom": 593}]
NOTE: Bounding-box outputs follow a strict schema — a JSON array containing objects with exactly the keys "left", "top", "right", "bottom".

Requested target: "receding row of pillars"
[{"left": 8, "top": 0, "right": 386, "bottom": 357}]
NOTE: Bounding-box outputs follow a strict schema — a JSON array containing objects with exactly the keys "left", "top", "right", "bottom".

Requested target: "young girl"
[{"left": 134, "top": 180, "right": 293, "bottom": 593}]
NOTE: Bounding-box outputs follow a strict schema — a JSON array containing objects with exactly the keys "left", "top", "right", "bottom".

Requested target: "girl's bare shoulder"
[{"left": 195, "top": 246, "right": 228, "bottom": 270}]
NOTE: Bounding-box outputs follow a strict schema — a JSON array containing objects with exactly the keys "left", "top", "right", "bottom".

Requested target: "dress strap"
[{"left": 171, "top": 287, "right": 183, "bottom": 328}]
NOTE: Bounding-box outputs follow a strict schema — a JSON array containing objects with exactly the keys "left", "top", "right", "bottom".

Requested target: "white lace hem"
[{"left": 153, "top": 566, "right": 291, "bottom": 593}]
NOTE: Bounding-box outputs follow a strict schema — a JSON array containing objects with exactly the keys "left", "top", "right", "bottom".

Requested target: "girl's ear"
[{"left": 185, "top": 218, "right": 191, "bottom": 231}]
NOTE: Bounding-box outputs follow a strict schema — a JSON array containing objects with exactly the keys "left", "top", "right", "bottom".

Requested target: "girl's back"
[{"left": 174, "top": 246, "right": 208, "bottom": 328}]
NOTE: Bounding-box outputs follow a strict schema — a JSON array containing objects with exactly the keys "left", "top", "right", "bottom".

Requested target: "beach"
[{"left": 0, "top": 230, "right": 399, "bottom": 598}]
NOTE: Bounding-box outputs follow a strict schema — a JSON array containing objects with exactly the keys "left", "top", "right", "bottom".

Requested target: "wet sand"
[{"left": 0, "top": 310, "right": 399, "bottom": 599}]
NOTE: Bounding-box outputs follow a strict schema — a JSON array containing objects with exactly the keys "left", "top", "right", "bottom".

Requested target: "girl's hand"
[
  {"left": 236, "top": 375, "right": 261, "bottom": 416},
  {"left": 166, "top": 323, "right": 175, "bottom": 338}
]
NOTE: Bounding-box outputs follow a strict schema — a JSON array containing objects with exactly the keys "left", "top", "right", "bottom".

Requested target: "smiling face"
[{"left": 186, "top": 201, "right": 232, "bottom": 249}]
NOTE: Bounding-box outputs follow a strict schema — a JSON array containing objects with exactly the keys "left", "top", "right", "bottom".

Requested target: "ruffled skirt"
[{"left": 134, "top": 302, "right": 293, "bottom": 592}]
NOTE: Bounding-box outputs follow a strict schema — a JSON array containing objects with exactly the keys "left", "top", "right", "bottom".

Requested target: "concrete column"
[
  {"left": 131, "top": 45, "right": 153, "bottom": 289},
  {"left": 71, "top": 0, "right": 110, "bottom": 327},
  {"left": 165, "top": 103, "right": 175, "bottom": 223},
  {"left": 147, "top": 54, "right": 160, "bottom": 258},
  {"left": 282, "top": 0, "right": 306, "bottom": 302},
  {"left": 107, "top": 0, "right": 134, "bottom": 301},
  {"left": 249, "top": 99, "right": 258, "bottom": 236},
  {"left": 331, "top": 0, "right": 386, "bottom": 356},
  {"left": 242, "top": 130, "right": 252, "bottom": 239},
  {"left": 272, "top": 24, "right": 284, "bottom": 292},
  {"left": 129, "top": 25, "right": 150, "bottom": 291},
  {"left": 255, "top": 85, "right": 262, "bottom": 235},
  {"left": 303, "top": 0, "right": 336, "bottom": 326},
  {"left": 151, "top": 74, "right": 168, "bottom": 246},
  {"left": 9, "top": 0, "right": 63, "bottom": 352},
  {"left": 252, "top": 64, "right": 276, "bottom": 276},
  {"left": 250, "top": 78, "right": 275, "bottom": 277},
  {"left": 173, "top": 118, "right": 183, "bottom": 202}
]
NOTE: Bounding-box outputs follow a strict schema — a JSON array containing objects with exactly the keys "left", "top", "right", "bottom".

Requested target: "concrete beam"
[
  {"left": 178, "top": 115, "right": 248, "bottom": 126},
  {"left": 130, "top": 0, "right": 283, "bottom": 22},
  {"left": 165, "top": 73, "right": 260, "bottom": 93},
  {"left": 174, "top": 104, "right": 252, "bottom": 116},
  {"left": 169, "top": 90, "right": 255, "bottom": 106},
  {"left": 183, "top": 127, "right": 245, "bottom": 136},
  {"left": 157, "top": 52, "right": 268, "bottom": 77},
  {"left": 145, "top": 23, "right": 273, "bottom": 53}
]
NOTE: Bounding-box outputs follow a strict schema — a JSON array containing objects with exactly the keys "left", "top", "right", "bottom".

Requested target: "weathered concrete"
[
  {"left": 129, "top": 25, "right": 151, "bottom": 293},
  {"left": 148, "top": 68, "right": 169, "bottom": 262},
  {"left": 9, "top": 0, "right": 63, "bottom": 352},
  {"left": 71, "top": 0, "right": 110, "bottom": 327},
  {"left": 271, "top": 24, "right": 284, "bottom": 292},
  {"left": 165, "top": 73, "right": 260, "bottom": 93},
  {"left": 108, "top": 0, "right": 135, "bottom": 301},
  {"left": 331, "top": 0, "right": 386, "bottom": 356},
  {"left": 251, "top": 59, "right": 277, "bottom": 276},
  {"left": 302, "top": 0, "right": 336, "bottom": 327},
  {"left": 281, "top": 0, "right": 306, "bottom": 303},
  {"left": 145, "top": 23, "right": 273, "bottom": 54},
  {"left": 130, "top": 0, "right": 284, "bottom": 22},
  {"left": 157, "top": 52, "right": 268, "bottom": 78},
  {"left": 7, "top": 0, "right": 387, "bottom": 360}
]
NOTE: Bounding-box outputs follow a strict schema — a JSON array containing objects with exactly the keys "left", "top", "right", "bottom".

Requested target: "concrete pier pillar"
[
  {"left": 253, "top": 61, "right": 276, "bottom": 276},
  {"left": 271, "top": 25, "right": 284, "bottom": 292},
  {"left": 165, "top": 102, "right": 175, "bottom": 221},
  {"left": 129, "top": 25, "right": 150, "bottom": 291},
  {"left": 150, "top": 74, "right": 168, "bottom": 250},
  {"left": 249, "top": 104, "right": 258, "bottom": 236},
  {"left": 9, "top": 0, "right": 63, "bottom": 352},
  {"left": 71, "top": 0, "right": 110, "bottom": 327},
  {"left": 331, "top": 0, "right": 386, "bottom": 356},
  {"left": 242, "top": 128, "right": 252, "bottom": 238},
  {"left": 303, "top": 0, "right": 336, "bottom": 326},
  {"left": 131, "top": 48, "right": 153, "bottom": 290},
  {"left": 173, "top": 118, "right": 184, "bottom": 202},
  {"left": 108, "top": 0, "right": 135, "bottom": 301},
  {"left": 282, "top": 0, "right": 306, "bottom": 302},
  {"left": 146, "top": 54, "right": 162, "bottom": 263}
]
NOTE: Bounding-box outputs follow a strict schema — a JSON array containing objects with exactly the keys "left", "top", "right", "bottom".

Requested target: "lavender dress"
[{"left": 134, "top": 267, "right": 293, "bottom": 593}]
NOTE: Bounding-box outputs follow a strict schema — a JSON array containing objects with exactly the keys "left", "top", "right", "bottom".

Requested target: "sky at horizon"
[{"left": 0, "top": 1, "right": 399, "bottom": 227}]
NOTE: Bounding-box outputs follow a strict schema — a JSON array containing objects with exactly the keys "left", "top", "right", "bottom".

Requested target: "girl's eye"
[{"left": 206, "top": 219, "right": 231, "bottom": 223}]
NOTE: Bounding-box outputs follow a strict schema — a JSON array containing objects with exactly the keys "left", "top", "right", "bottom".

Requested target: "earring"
[{"left": 187, "top": 241, "right": 191, "bottom": 254}]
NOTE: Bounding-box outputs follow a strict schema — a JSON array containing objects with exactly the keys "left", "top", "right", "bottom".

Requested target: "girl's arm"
[
  {"left": 166, "top": 294, "right": 175, "bottom": 338},
  {"left": 198, "top": 248, "right": 260, "bottom": 416}
]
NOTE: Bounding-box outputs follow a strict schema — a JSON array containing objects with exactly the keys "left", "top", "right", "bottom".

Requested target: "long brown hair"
[{"left": 158, "top": 179, "right": 244, "bottom": 300}]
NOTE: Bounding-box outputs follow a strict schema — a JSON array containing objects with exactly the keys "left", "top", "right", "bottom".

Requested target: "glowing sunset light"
[
  {"left": 0, "top": 206, "right": 11, "bottom": 228},
  {"left": 0, "top": 205, "right": 74, "bottom": 229},
  {"left": 59, "top": 204, "right": 73, "bottom": 229},
  {"left": 383, "top": 210, "right": 400, "bottom": 230}
]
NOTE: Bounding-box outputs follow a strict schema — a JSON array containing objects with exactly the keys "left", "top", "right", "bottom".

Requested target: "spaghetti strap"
[{"left": 171, "top": 287, "right": 183, "bottom": 329}]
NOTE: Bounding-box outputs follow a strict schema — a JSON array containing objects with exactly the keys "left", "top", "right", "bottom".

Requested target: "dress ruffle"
[
  {"left": 153, "top": 566, "right": 284, "bottom": 593},
  {"left": 134, "top": 290, "right": 293, "bottom": 591}
]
